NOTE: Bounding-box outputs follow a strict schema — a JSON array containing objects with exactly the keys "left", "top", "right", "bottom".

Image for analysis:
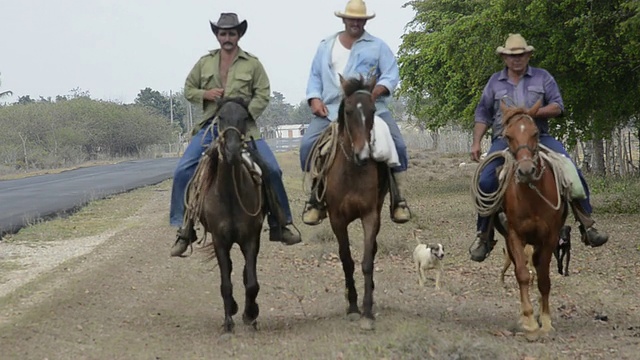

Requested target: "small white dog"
[{"left": 412, "top": 230, "right": 445, "bottom": 289}]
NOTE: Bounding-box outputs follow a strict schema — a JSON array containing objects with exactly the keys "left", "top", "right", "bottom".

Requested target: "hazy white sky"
[{"left": 0, "top": 0, "right": 415, "bottom": 105}]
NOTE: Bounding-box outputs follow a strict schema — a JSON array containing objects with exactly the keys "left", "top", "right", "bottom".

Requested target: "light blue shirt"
[{"left": 305, "top": 31, "right": 399, "bottom": 121}]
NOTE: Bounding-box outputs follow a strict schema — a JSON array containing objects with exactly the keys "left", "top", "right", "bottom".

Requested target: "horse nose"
[{"left": 517, "top": 163, "right": 535, "bottom": 178}]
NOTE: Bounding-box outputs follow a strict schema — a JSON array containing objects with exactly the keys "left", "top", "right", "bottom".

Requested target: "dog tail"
[{"left": 413, "top": 229, "right": 422, "bottom": 245}]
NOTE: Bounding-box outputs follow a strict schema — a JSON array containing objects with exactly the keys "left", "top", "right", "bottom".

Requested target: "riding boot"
[
  {"left": 269, "top": 225, "right": 302, "bottom": 245},
  {"left": 469, "top": 227, "right": 497, "bottom": 262},
  {"left": 570, "top": 201, "right": 609, "bottom": 247},
  {"left": 302, "top": 178, "right": 327, "bottom": 225},
  {"left": 170, "top": 220, "right": 197, "bottom": 257},
  {"left": 390, "top": 172, "right": 411, "bottom": 224}
]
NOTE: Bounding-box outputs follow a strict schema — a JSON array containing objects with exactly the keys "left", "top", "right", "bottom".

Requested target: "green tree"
[
  {"left": 398, "top": 0, "right": 640, "bottom": 173},
  {"left": 260, "top": 91, "right": 294, "bottom": 126},
  {"left": 135, "top": 87, "right": 186, "bottom": 130}
]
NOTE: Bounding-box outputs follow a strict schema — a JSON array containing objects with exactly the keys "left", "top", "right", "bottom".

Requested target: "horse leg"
[
  {"left": 215, "top": 242, "right": 238, "bottom": 333},
  {"left": 331, "top": 220, "right": 360, "bottom": 320},
  {"left": 508, "top": 237, "right": 538, "bottom": 334},
  {"left": 240, "top": 238, "right": 260, "bottom": 329},
  {"left": 359, "top": 213, "right": 380, "bottom": 331},
  {"left": 535, "top": 246, "right": 555, "bottom": 335}
]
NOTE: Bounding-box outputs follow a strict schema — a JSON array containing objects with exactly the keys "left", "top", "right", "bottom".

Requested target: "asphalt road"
[{"left": 0, "top": 157, "right": 178, "bottom": 237}]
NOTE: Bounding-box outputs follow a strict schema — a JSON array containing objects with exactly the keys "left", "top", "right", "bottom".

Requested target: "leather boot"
[
  {"left": 390, "top": 172, "right": 411, "bottom": 223},
  {"left": 570, "top": 201, "right": 609, "bottom": 247},
  {"left": 579, "top": 224, "right": 609, "bottom": 247},
  {"left": 269, "top": 225, "right": 302, "bottom": 245},
  {"left": 170, "top": 223, "right": 196, "bottom": 257},
  {"left": 302, "top": 179, "right": 327, "bottom": 225},
  {"left": 469, "top": 229, "right": 497, "bottom": 262}
]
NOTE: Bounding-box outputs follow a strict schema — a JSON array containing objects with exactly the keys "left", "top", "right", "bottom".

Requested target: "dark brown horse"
[
  {"left": 186, "top": 97, "right": 264, "bottom": 333},
  {"left": 323, "top": 75, "right": 389, "bottom": 330},
  {"left": 499, "top": 100, "right": 568, "bottom": 339}
]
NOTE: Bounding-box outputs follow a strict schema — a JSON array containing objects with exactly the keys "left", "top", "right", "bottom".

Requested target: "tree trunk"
[
  {"left": 618, "top": 128, "right": 627, "bottom": 176},
  {"left": 592, "top": 137, "right": 606, "bottom": 176},
  {"left": 581, "top": 140, "right": 592, "bottom": 173}
]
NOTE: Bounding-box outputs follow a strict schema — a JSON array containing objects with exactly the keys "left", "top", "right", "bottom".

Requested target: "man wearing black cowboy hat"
[{"left": 169, "top": 13, "right": 302, "bottom": 256}]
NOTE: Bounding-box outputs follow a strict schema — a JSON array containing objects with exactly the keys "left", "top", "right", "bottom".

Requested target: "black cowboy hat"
[{"left": 210, "top": 13, "right": 248, "bottom": 37}]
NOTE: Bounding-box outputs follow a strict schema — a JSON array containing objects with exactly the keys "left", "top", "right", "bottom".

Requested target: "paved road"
[{"left": 0, "top": 157, "right": 178, "bottom": 237}]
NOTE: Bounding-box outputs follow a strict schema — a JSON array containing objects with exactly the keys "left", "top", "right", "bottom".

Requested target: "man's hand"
[
  {"left": 470, "top": 142, "right": 482, "bottom": 162},
  {"left": 309, "top": 98, "right": 328, "bottom": 117},
  {"left": 203, "top": 88, "right": 225, "bottom": 101}
]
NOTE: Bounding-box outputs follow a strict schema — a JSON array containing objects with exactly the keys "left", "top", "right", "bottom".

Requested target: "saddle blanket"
[{"left": 371, "top": 115, "right": 400, "bottom": 167}]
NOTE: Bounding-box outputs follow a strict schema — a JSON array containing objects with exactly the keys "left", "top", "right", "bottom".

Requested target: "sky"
[{"left": 0, "top": 0, "right": 415, "bottom": 106}]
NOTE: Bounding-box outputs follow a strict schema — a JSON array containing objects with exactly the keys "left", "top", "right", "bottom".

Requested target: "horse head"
[
  {"left": 338, "top": 74, "right": 377, "bottom": 166},
  {"left": 501, "top": 99, "right": 543, "bottom": 183},
  {"left": 216, "top": 97, "right": 250, "bottom": 165}
]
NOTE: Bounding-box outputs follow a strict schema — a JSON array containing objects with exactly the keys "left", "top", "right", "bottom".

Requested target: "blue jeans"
[
  {"left": 299, "top": 111, "right": 408, "bottom": 172},
  {"left": 169, "top": 124, "right": 293, "bottom": 229},
  {"left": 476, "top": 134, "right": 592, "bottom": 234}
]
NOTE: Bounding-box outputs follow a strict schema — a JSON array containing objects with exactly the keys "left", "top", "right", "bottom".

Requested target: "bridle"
[
  {"left": 506, "top": 114, "right": 545, "bottom": 183},
  {"left": 339, "top": 89, "right": 374, "bottom": 161}
]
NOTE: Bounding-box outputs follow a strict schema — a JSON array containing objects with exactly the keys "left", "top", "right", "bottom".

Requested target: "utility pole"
[{"left": 169, "top": 90, "right": 174, "bottom": 125}]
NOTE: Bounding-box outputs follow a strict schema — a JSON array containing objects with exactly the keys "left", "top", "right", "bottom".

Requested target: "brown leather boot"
[{"left": 170, "top": 225, "right": 196, "bottom": 257}]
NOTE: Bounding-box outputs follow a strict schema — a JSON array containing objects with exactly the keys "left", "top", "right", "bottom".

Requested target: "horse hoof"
[
  {"left": 243, "top": 314, "right": 258, "bottom": 329},
  {"left": 524, "top": 330, "right": 541, "bottom": 342},
  {"left": 346, "top": 312, "right": 361, "bottom": 322},
  {"left": 359, "top": 317, "right": 375, "bottom": 331}
]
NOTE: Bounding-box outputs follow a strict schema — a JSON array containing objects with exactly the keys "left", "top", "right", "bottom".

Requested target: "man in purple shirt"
[{"left": 469, "top": 34, "right": 608, "bottom": 262}]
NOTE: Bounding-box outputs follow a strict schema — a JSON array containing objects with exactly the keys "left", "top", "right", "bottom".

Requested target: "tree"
[
  {"left": 134, "top": 87, "right": 186, "bottom": 130},
  {"left": 398, "top": 0, "right": 640, "bottom": 174},
  {"left": 260, "top": 91, "right": 294, "bottom": 127}
]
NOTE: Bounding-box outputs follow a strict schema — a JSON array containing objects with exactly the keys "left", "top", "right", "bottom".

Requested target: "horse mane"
[
  {"left": 216, "top": 96, "right": 249, "bottom": 110},
  {"left": 337, "top": 76, "right": 372, "bottom": 126},
  {"left": 501, "top": 106, "right": 529, "bottom": 127}
]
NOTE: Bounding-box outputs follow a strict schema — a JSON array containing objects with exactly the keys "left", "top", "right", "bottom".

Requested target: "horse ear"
[
  {"left": 500, "top": 99, "right": 512, "bottom": 126},
  {"left": 367, "top": 74, "right": 377, "bottom": 92},
  {"left": 339, "top": 74, "right": 347, "bottom": 89},
  {"left": 528, "top": 99, "right": 543, "bottom": 117}
]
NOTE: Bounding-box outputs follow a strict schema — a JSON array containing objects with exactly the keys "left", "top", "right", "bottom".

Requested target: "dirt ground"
[{"left": 0, "top": 150, "right": 639, "bottom": 360}]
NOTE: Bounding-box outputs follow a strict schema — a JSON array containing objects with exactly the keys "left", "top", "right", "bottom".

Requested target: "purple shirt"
[{"left": 474, "top": 66, "right": 564, "bottom": 139}]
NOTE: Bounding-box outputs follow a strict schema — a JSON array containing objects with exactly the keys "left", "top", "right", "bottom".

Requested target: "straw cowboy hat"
[
  {"left": 210, "top": 13, "right": 248, "bottom": 37},
  {"left": 335, "top": 0, "right": 376, "bottom": 20},
  {"left": 496, "top": 34, "right": 535, "bottom": 55}
]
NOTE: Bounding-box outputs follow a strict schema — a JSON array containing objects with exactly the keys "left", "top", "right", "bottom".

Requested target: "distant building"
[{"left": 261, "top": 124, "right": 308, "bottom": 139}]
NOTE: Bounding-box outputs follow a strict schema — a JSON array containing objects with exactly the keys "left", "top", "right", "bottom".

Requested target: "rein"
[{"left": 217, "top": 126, "right": 263, "bottom": 217}]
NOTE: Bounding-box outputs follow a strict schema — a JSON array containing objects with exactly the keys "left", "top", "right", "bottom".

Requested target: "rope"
[
  {"left": 470, "top": 145, "right": 572, "bottom": 216},
  {"left": 302, "top": 122, "right": 340, "bottom": 202}
]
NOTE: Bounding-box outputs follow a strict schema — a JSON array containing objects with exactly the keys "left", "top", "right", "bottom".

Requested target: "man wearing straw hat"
[
  {"left": 468, "top": 33, "right": 608, "bottom": 262},
  {"left": 299, "top": 0, "right": 412, "bottom": 225}
]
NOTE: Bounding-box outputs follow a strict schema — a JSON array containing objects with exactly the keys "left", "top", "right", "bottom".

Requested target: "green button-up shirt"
[{"left": 184, "top": 47, "right": 270, "bottom": 139}]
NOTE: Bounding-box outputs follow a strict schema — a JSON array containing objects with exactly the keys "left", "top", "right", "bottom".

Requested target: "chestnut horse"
[
  {"left": 185, "top": 97, "right": 264, "bottom": 333},
  {"left": 499, "top": 100, "right": 568, "bottom": 339},
  {"left": 323, "top": 75, "right": 389, "bottom": 330}
]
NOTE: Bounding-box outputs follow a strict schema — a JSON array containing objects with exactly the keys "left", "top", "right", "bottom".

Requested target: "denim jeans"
[
  {"left": 169, "top": 124, "right": 293, "bottom": 229},
  {"left": 298, "top": 111, "right": 408, "bottom": 173},
  {"left": 476, "top": 134, "right": 592, "bottom": 234}
]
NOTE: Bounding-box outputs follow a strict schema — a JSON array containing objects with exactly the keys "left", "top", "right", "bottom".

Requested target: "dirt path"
[{"left": 0, "top": 152, "right": 638, "bottom": 360}]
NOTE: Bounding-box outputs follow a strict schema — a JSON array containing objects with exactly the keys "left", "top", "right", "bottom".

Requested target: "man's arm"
[
  {"left": 184, "top": 59, "right": 206, "bottom": 106},
  {"left": 248, "top": 60, "right": 271, "bottom": 120},
  {"left": 373, "top": 41, "right": 399, "bottom": 101}
]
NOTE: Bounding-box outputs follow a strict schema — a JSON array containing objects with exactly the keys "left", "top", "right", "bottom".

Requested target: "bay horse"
[
  {"left": 185, "top": 97, "right": 264, "bottom": 333},
  {"left": 323, "top": 75, "right": 389, "bottom": 330},
  {"left": 498, "top": 99, "right": 568, "bottom": 339}
]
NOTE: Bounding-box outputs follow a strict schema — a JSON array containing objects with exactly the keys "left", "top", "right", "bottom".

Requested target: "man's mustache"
[{"left": 223, "top": 42, "right": 234, "bottom": 46}]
